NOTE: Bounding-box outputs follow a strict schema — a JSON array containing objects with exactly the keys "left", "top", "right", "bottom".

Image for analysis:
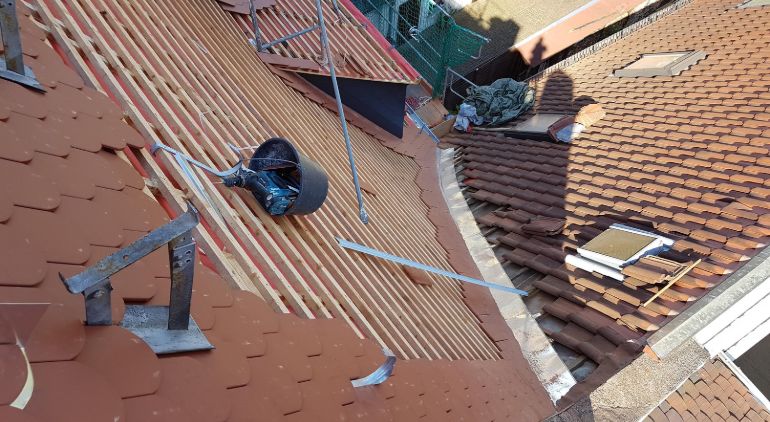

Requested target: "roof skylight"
[
  {"left": 740, "top": 0, "right": 770, "bottom": 8},
  {"left": 613, "top": 51, "right": 706, "bottom": 77}
]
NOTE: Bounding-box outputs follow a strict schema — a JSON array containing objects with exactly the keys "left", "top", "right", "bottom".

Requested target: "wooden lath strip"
[{"left": 187, "top": 0, "right": 501, "bottom": 359}]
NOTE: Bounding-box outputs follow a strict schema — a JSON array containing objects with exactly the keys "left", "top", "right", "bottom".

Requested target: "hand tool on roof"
[
  {"left": 59, "top": 204, "right": 214, "bottom": 354},
  {"left": 336, "top": 238, "right": 528, "bottom": 295},
  {"left": 247, "top": 0, "right": 369, "bottom": 224},
  {"left": 643, "top": 259, "right": 701, "bottom": 307},
  {"left": 151, "top": 138, "right": 328, "bottom": 216}
]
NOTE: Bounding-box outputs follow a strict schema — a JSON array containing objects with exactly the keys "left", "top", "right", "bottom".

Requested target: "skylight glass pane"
[
  {"left": 624, "top": 52, "right": 688, "bottom": 70},
  {"left": 740, "top": 0, "right": 770, "bottom": 8}
]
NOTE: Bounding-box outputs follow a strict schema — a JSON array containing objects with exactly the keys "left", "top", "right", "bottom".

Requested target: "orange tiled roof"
[
  {"left": 445, "top": 0, "right": 770, "bottom": 403},
  {"left": 645, "top": 359, "right": 770, "bottom": 422},
  {"left": 0, "top": 1, "right": 555, "bottom": 421}
]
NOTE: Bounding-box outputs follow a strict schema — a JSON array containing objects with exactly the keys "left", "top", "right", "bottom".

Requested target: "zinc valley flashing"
[{"left": 438, "top": 147, "right": 576, "bottom": 403}]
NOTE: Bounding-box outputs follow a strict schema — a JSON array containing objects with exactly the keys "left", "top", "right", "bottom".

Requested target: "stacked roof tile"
[
  {"left": 645, "top": 359, "right": 770, "bottom": 422},
  {"left": 444, "top": 0, "right": 770, "bottom": 402},
  {"left": 226, "top": 0, "right": 420, "bottom": 83},
  {"left": 0, "top": 1, "right": 555, "bottom": 421}
]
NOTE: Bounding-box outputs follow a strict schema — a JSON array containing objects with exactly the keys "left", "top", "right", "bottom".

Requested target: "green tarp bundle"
[{"left": 463, "top": 78, "right": 535, "bottom": 126}]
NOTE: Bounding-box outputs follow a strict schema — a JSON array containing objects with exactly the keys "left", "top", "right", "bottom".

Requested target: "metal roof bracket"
[
  {"left": 59, "top": 205, "right": 214, "bottom": 354},
  {"left": 0, "top": 0, "right": 44, "bottom": 91}
]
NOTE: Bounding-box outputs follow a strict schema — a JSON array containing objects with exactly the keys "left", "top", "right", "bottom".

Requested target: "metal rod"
[
  {"left": 0, "top": 0, "right": 24, "bottom": 74},
  {"left": 261, "top": 24, "right": 319, "bottom": 51},
  {"left": 336, "top": 238, "right": 528, "bottom": 295},
  {"left": 445, "top": 67, "right": 477, "bottom": 100},
  {"left": 643, "top": 258, "right": 701, "bottom": 307},
  {"left": 351, "top": 348, "right": 396, "bottom": 387},
  {"left": 60, "top": 206, "right": 200, "bottom": 294},
  {"left": 248, "top": 0, "right": 263, "bottom": 51},
  {"left": 405, "top": 103, "right": 440, "bottom": 144},
  {"left": 151, "top": 142, "right": 243, "bottom": 177},
  {"left": 168, "top": 230, "right": 196, "bottom": 330},
  {"left": 316, "top": 0, "right": 369, "bottom": 224}
]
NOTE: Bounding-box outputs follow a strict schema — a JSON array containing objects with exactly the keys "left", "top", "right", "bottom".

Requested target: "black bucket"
[{"left": 248, "top": 138, "right": 329, "bottom": 215}]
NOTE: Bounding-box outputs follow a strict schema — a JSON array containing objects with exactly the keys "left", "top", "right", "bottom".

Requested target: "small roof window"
[
  {"left": 613, "top": 51, "right": 706, "bottom": 77},
  {"left": 739, "top": 0, "right": 770, "bottom": 8}
]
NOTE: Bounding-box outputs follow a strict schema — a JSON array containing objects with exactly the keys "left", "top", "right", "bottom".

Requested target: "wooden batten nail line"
[
  {"left": 643, "top": 258, "right": 702, "bottom": 307},
  {"left": 336, "top": 238, "right": 528, "bottom": 296}
]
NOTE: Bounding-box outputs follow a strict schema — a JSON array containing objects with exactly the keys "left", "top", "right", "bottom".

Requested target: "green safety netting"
[{"left": 349, "top": 0, "right": 487, "bottom": 96}]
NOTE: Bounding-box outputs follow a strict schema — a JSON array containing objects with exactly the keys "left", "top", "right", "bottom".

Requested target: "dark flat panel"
[
  {"left": 735, "top": 333, "right": 770, "bottom": 398},
  {"left": 301, "top": 74, "right": 407, "bottom": 138}
]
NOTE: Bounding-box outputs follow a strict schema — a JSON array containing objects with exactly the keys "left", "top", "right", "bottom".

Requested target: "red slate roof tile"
[
  {"left": 0, "top": 2, "right": 556, "bottom": 421},
  {"left": 645, "top": 359, "right": 769, "bottom": 422},
  {"left": 445, "top": 0, "right": 770, "bottom": 406}
]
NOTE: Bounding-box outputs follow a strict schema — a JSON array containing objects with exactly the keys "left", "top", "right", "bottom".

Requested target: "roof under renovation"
[
  {"left": 5, "top": 0, "right": 770, "bottom": 419},
  {"left": 446, "top": 0, "right": 770, "bottom": 407},
  {"left": 0, "top": 0, "right": 552, "bottom": 421}
]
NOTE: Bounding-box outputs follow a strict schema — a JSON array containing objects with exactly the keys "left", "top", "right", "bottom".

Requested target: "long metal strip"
[
  {"left": 350, "top": 348, "right": 396, "bottom": 387},
  {"left": 336, "top": 238, "right": 528, "bottom": 295},
  {"left": 405, "top": 103, "right": 440, "bottom": 144},
  {"left": 61, "top": 206, "right": 200, "bottom": 294},
  {"left": 261, "top": 24, "right": 320, "bottom": 51},
  {"left": 315, "top": 0, "right": 369, "bottom": 224}
]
